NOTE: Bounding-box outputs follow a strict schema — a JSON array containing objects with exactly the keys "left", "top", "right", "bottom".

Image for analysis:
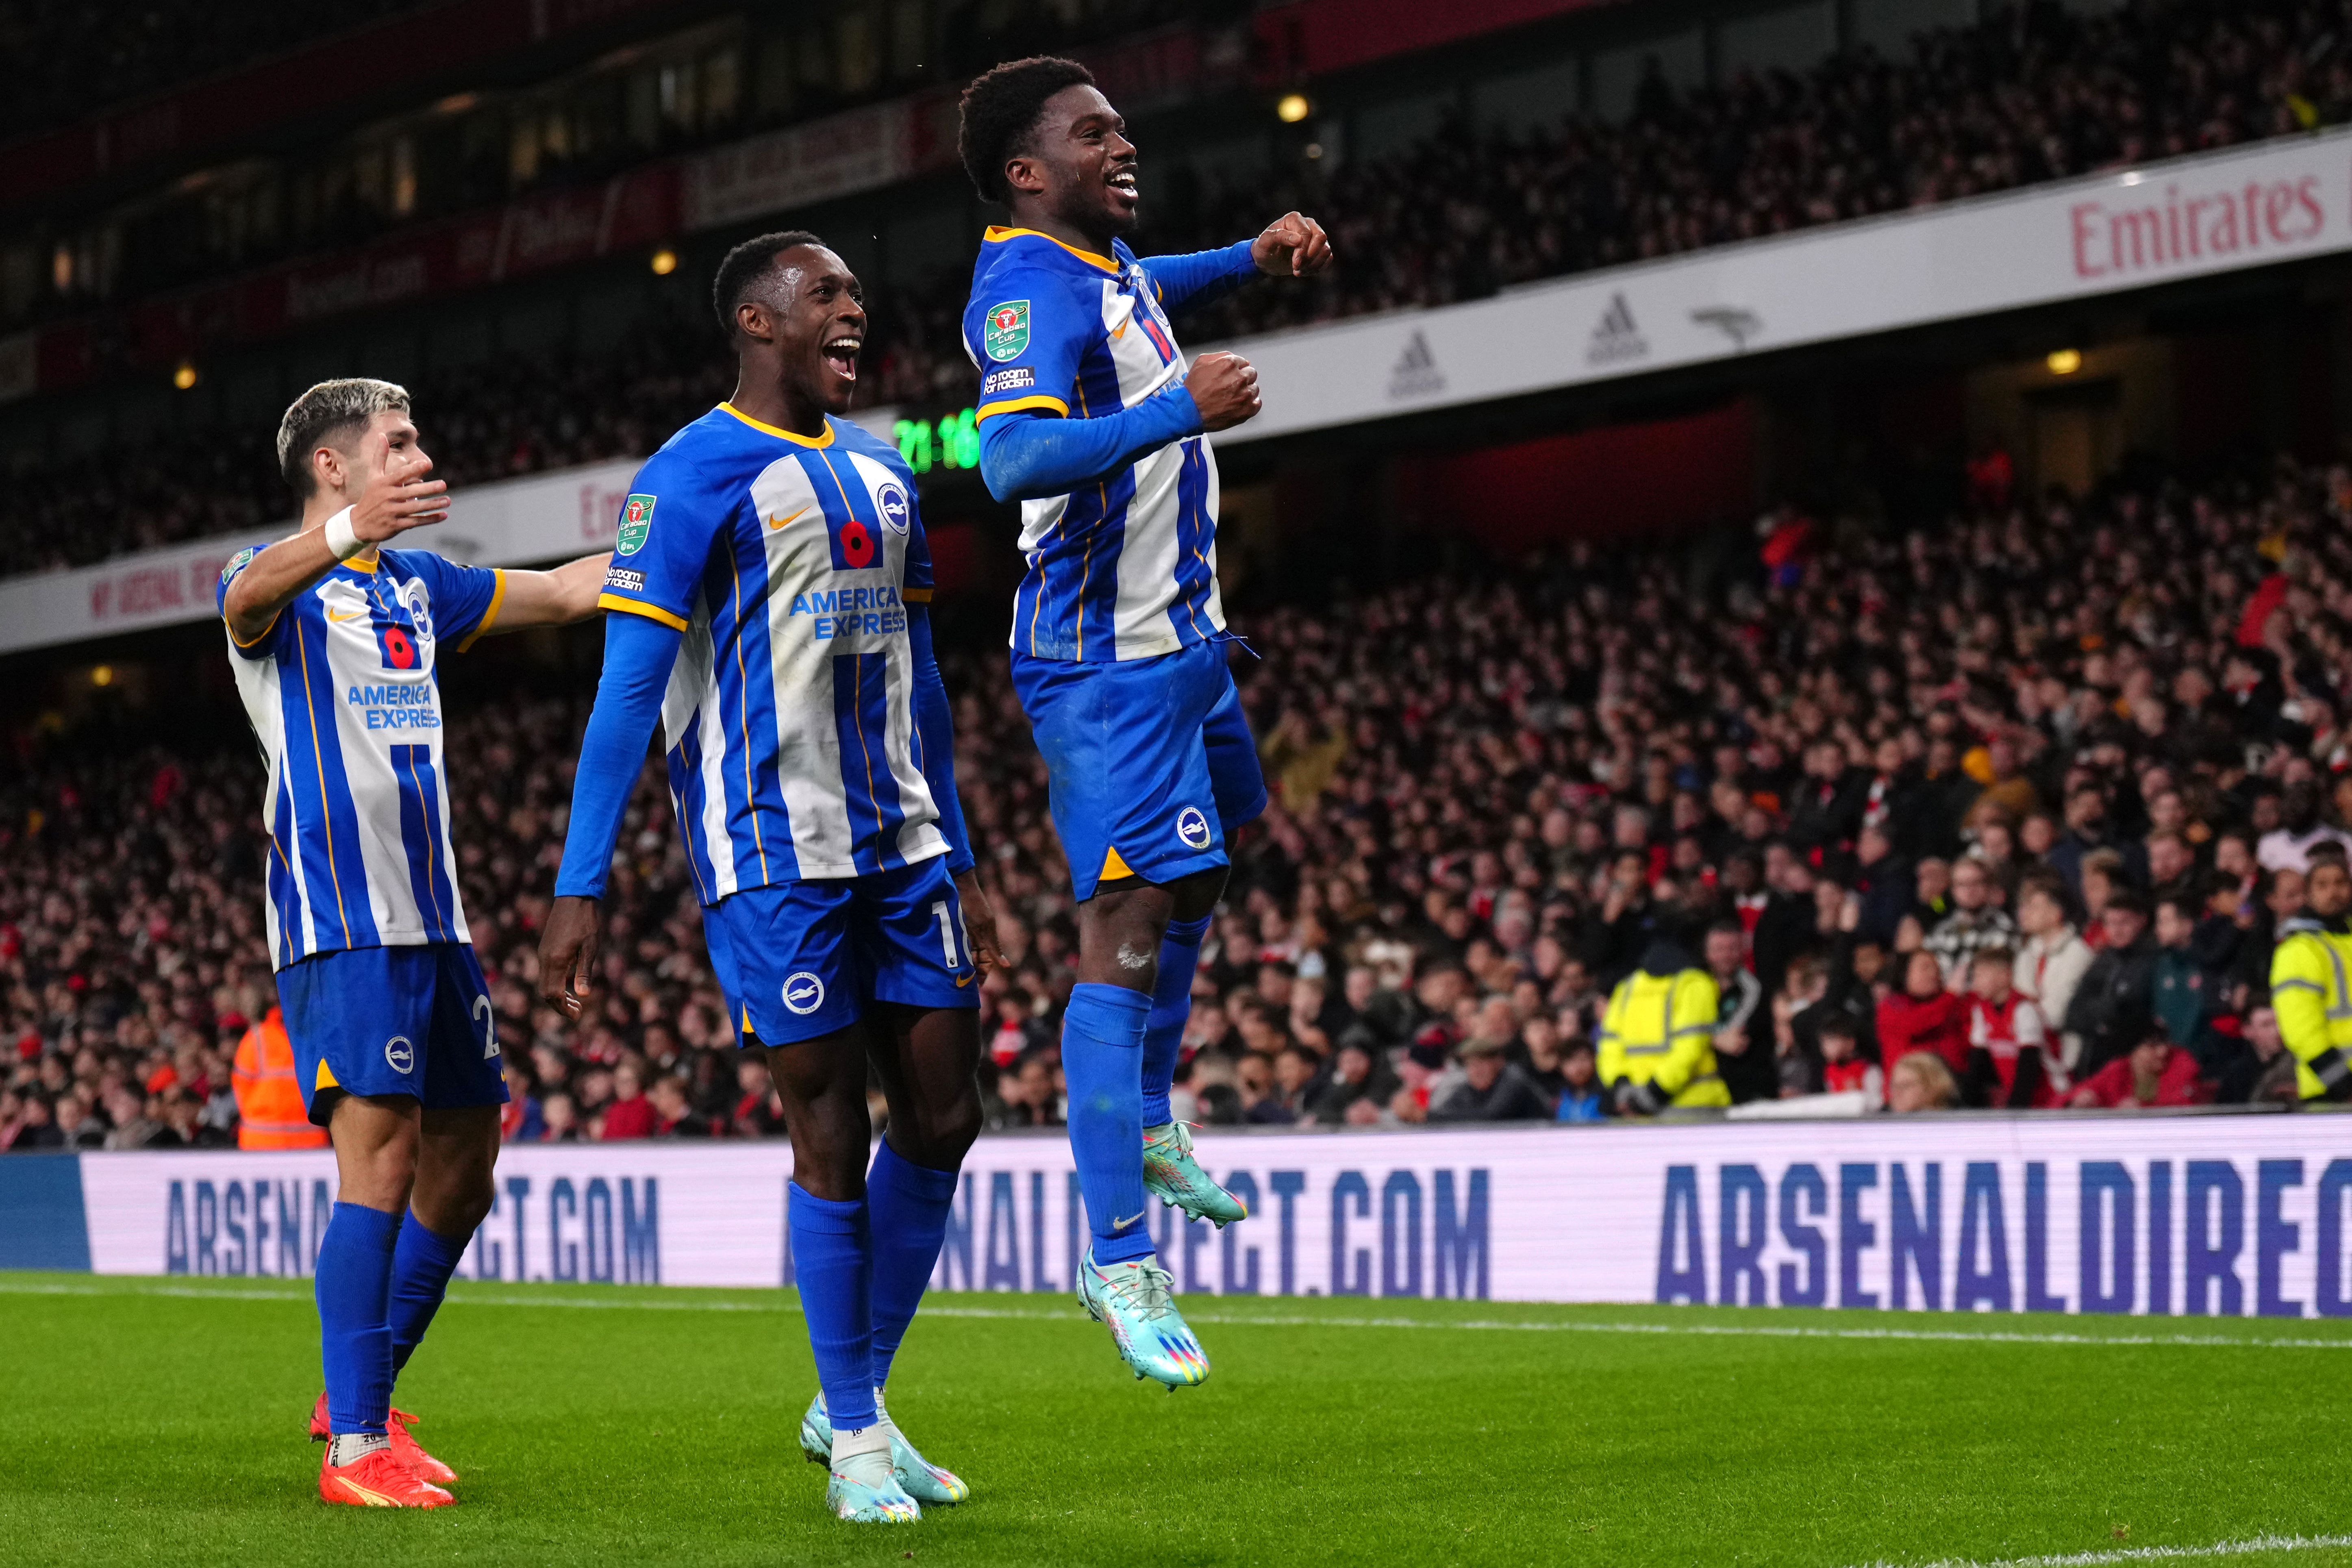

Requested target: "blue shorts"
[
  {"left": 704, "top": 856, "right": 980, "bottom": 1047},
  {"left": 1011, "top": 639, "right": 1269, "bottom": 903},
  {"left": 274, "top": 942, "right": 509, "bottom": 1126}
]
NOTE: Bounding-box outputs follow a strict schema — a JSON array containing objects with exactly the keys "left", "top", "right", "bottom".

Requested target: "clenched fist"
[{"left": 1184, "top": 352, "right": 1261, "bottom": 431}]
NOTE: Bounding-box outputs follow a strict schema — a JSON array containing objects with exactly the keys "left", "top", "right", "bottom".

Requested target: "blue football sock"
[
  {"left": 388, "top": 1211, "right": 471, "bottom": 1376},
  {"left": 788, "top": 1183, "right": 878, "bottom": 1431},
  {"left": 316, "top": 1200, "right": 400, "bottom": 1435},
  {"left": 866, "top": 1140, "right": 961, "bottom": 1392},
  {"left": 1063, "top": 981, "right": 1153, "bottom": 1266},
  {"left": 1142, "top": 914, "right": 1211, "bottom": 1129}
]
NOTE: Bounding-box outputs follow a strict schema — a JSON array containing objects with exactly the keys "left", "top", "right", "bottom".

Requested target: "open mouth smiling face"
[{"left": 822, "top": 331, "right": 861, "bottom": 385}]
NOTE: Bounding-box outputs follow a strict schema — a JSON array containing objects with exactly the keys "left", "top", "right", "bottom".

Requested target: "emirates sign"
[{"left": 1209, "top": 127, "right": 2352, "bottom": 447}]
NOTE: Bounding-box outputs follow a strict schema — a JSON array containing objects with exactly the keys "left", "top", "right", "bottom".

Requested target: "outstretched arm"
[
  {"left": 474, "top": 553, "right": 613, "bottom": 635},
  {"left": 539, "top": 611, "right": 683, "bottom": 1018}
]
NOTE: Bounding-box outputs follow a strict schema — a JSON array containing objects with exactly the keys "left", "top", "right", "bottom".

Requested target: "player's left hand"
[
  {"left": 538, "top": 894, "right": 604, "bottom": 1021},
  {"left": 955, "top": 870, "right": 1007, "bottom": 976},
  {"left": 1252, "top": 212, "right": 1333, "bottom": 278}
]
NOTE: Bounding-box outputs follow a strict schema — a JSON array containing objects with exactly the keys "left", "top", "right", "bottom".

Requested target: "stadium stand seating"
[
  {"left": 8, "top": 0, "right": 2351, "bottom": 575},
  {"left": 0, "top": 448, "right": 2326, "bottom": 1147}
]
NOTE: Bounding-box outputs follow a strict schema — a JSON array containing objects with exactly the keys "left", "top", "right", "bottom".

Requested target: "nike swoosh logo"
[
  {"left": 767, "top": 505, "right": 812, "bottom": 531},
  {"left": 1109, "top": 320, "right": 1127, "bottom": 340},
  {"left": 1112, "top": 1211, "right": 1144, "bottom": 1230},
  {"left": 955, "top": 971, "right": 975, "bottom": 988},
  {"left": 326, "top": 609, "right": 366, "bottom": 623}
]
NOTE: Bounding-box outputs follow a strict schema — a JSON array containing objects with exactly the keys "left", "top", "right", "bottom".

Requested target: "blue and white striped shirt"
[{"left": 218, "top": 543, "right": 505, "bottom": 969}]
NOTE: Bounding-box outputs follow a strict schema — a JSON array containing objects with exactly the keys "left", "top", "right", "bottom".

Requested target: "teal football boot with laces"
[
  {"left": 1076, "top": 1249, "right": 1211, "bottom": 1389},
  {"left": 1142, "top": 1120, "right": 1248, "bottom": 1227},
  {"left": 799, "top": 1388, "right": 971, "bottom": 1505}
]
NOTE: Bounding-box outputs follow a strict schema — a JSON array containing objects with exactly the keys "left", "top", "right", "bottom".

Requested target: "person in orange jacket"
[{"left": 232, "top": 1008, "right": 329, "bottom": 1150}]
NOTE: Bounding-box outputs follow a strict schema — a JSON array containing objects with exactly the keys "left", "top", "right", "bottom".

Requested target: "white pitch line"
[
  {"left": 5, "top": 1278, "right": 2350, "bottom": 1350},
  {"left": 1849, "top": 1532, "right": 2352, "bottom": 1568}
]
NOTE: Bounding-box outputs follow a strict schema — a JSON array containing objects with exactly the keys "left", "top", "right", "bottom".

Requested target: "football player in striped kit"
[
  {"left": 218, "top": 378, "right": 611, "bottom": 1507},
  {"left": 954, "top": 56, "right": 1330, "bottom": 1388},
  {"left": 539, "top": 232, "right": 1002, "bottom": 1525}
]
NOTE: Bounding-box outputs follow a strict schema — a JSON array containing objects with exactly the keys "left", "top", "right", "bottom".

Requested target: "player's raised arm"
[
  {"left": 222, "top": 422, "right": 447, "bottom": 646},
  {"left": 1136, "top": 211, "right": 1332, "bottom": 318}
]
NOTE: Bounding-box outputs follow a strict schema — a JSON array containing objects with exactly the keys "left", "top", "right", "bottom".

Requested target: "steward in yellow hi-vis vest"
[
  {"left": 1598, "top": 942, "right": 1732, "bottom": 1114},
  {"left": 2268, "top": 857, "right": 2352, "bottom": 1104}
]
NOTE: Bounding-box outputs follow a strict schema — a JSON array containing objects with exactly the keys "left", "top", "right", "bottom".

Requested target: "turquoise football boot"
[
  {"left": 799, "top": 1389, "right": 971, "bottom": 1505},
  {"left": 1076, "top": 1249, "right": 1211, "bottom": 1389},
  {"left": 822, "top": 1438, "right": 922, "bottom": 1524},
  {"left": 1142, "top": 1120, "right": 1248, "bottom": 1228}
]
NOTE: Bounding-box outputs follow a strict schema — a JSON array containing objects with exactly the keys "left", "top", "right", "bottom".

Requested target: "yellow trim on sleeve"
[
  {"left": 975, "top": 394, "right": 1070, "bottom": 423},
  {"left": 984, "top": 225, "right": 1119, "bottom": 274},
  {"left": 228, "top": 609, "right": 282, "bottom": 649},
  {"left": 598, "top": 593, "right": 689, "bottom": 631},
  {"left": 901, "top": 587, "right": 934, "bottom": 604},
  {"left": 718, "top": 402, "right": 835, "bottom": 446},
  {"left": 454, "top": 568, "right": 507, "bottom": 652}
]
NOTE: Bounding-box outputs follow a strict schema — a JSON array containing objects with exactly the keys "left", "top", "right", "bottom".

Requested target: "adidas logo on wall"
[
  {"left": 1386, "top": 331, "right": 1446, "bottom": 400},
  {"left": 1587, "top": 292, "right": 1648, "bottom": 366}
]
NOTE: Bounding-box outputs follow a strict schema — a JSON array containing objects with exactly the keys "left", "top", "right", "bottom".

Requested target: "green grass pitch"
[{"left": 0, "top": 1273, "right": 2346, "bottom": 1568}]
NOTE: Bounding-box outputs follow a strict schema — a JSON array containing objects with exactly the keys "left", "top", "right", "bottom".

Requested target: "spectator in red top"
[
  {"left": 598, "top": 1061, "right": 656, "bottom": 1140},
  {"left": 2068, "top": 1019, "right": 2214, "bottom": 1109},
  {"left": 1877, "top": 950, "right": 1967, "bottom": 1075},
  {"left": 1961, "top": 948, "right": 2063, "bottom": 1108},
  {"left": 1815, "top": 1014, "right": 1882, "bottom": 1109}
]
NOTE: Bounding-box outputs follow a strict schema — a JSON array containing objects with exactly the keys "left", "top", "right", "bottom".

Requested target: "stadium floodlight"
[
  {"left": 2046, "top": 348, "right": 2083, "bottom": 375},
  {"left": 650, "top": 248, "right": 679, "bottom": 276},
  {"left": 1276, "top": 92, "right": 1311, "bottom": 124},
  {"left": 172, "top": 361, "right": 198, "bottom": 391}
]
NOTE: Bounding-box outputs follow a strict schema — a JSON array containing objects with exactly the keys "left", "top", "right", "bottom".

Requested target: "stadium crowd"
[
  {"left": 1, "top": 444, "right": 2335, "bottom": 1151},
  {"left": 10, "top": 0, "right": 2352, "bottom": 573}
]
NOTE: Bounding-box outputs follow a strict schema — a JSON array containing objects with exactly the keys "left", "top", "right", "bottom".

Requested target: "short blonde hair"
[{"left": 276, "top": 378, "right": 410, "bottom": 496}]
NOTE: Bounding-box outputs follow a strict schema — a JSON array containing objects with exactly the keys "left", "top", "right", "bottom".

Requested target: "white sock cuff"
[{"left": 832, "top": 1422, "right": 891, "bottom": 1461}]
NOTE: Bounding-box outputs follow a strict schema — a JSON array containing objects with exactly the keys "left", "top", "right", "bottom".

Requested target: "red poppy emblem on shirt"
[
  {"left": 839, "top": 518, "right": 874, "bottom": 568},
  {"left": 384, "top": 627, "right": 416, "bottom": 669}
]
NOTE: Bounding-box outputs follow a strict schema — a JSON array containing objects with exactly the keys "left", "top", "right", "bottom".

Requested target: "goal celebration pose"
[
  {"left": 539, "top": 233, "right": 1000, "bottom": 1525},
  {"left": 954, "top": 56, "right": 1332, "bottom": 1386},
  {"left": 217, "top": 378, "right": 610, "bottom": 1508}
]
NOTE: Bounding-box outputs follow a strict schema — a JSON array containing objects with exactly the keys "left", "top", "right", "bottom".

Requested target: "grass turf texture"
[{"left": 0, "top": 1274, "right": 2345, "bottom": 1568}]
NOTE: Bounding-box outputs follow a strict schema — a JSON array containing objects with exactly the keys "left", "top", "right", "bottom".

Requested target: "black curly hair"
[
  {"left": 711, "top": 229, "right": 827, "bottom": 337},
  {"left": 957, "top": 55, "right": 1096, "bottom": 204}
]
